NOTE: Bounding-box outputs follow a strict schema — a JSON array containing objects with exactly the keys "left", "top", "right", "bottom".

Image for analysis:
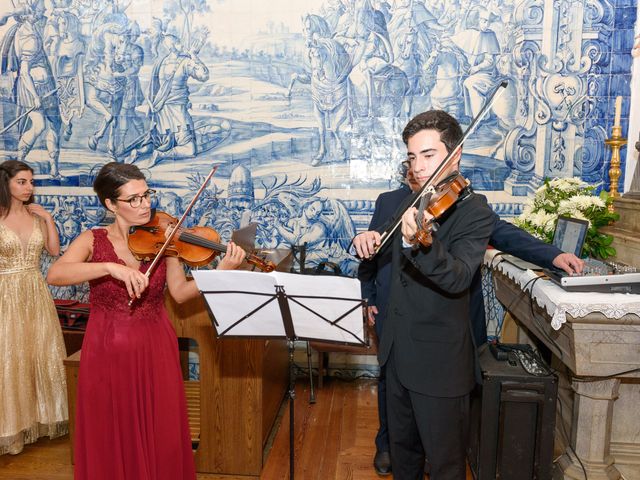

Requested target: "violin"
[
  {"left": 414, "top": 172, "right": 470, "bottom": 247},
  {"left": 128, "top": 210, "right": 276, "bottom": 272}
]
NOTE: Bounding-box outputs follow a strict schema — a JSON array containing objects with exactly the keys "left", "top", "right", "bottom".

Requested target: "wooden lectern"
[{"left": 165, "top": 294, "right": 289, "bottom": 476}]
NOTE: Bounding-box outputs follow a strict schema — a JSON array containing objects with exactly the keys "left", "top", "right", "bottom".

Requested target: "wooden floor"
[{"left": 0, "top": 378, "right": 472, "bottom": 479}]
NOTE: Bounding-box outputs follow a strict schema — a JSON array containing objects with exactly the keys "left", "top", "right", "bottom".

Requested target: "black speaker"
[{"left": 469, "top": 344, "right": 558, "bottom": 480}]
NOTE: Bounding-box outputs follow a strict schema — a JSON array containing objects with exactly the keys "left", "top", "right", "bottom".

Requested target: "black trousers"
[
  {"left": 386, "top": 351, "right": 470, "bottom": 480},
  {"left": 374, "top": 314, "right": 390, "bottom": 452}
]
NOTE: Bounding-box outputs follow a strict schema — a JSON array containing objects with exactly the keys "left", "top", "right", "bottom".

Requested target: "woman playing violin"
[{"left": 47, "top": 162, "right": 245, "bottom": 480}]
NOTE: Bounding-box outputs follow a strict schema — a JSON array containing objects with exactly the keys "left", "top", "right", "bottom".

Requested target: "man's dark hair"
[
  {"left": 402, "top": 110, "right": 463, "bottom": 153},
  {"left": 93, "top": 162, "right": 146, "bottom": 209}
]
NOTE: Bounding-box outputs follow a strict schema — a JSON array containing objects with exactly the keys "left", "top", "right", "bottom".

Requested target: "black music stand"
[{"left": 192, "top": 269, "right": 367, "bottom": 480}]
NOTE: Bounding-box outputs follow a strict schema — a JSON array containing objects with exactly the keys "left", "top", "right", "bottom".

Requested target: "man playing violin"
[
  {"left": 359, "top": 162, "right": 584, "bottom": 477},
  {"left": 357, "top": 160, "right": 418, "bottom": 475},
  {"left": 47, "top": 162, "right": 245, "bottom": 480},
  {"left": 353, "top": 110, "right": 496, "bottom": 480}
]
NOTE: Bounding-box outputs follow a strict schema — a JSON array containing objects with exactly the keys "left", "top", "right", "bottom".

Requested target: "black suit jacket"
[
  {"left": 359, "top": 188, "right": 564, "bottom": 347},
  {"left": 358, "top": 185, "right": 413, "bottom": 331},
  {"left": 471, "top": 219, "right": 563, "bottom": 343},
  {"left": 378, "top": 192, "right": 496, "bottom": 398}
]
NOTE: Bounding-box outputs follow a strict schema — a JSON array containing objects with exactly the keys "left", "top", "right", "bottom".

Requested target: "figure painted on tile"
[
  {"left": 321, "top": 0, "right": 347, "bottom": 32},
  {"left": 423, "top": 36, "right": 470, "bottom": 119},
  {"left": 332, "top": 0, "right": 356, "bottom": 39},
  {"left": 275, "top": 198, "right": 328, "bottom": 253},
  {"left": 56, "top": 203, "right": 86, "bottom": 248},
  {"left": 148, "top": 16, "right": 168, "bottom": 59},
  {"left": 54, "top": 11, "right": 86, "bottom": 141},
  {"left": 0, "top": 160, "right": 68, "bottom": 456},
  {"left": 157, "top": 191, "right": 183, "bottom": 218},
  {"left": 127, "top": 33, "right": 209, "bottom": 167},
  {"left": 386, "top": 0, "right": 441, "bottom": 56},
  {"left": 492, "top": 53, "right": 519, "bottom": 130},
  {"left": 274, "top": 196, "right": 357, "bottom": 274},
  {"left": 42, "top": 3, "right": 62, "bottom": 64},
  {"left": 390, "top": 25, "right": 431, "bottom": 116},
  {"left": 288, "top": 15, "right": 352, "bottom": 166},
  {"left": 84, "top": 16, "right": 128, "bottom": 157},
  {"left": 340, "top": 0, "right": 401, "bottom": 118},
  {"left": 117, "top": 21, "right": 145, "bottom": 153},
  {"left": 307, "top": 37, "right": 352, "bottom": 165},
  {"left": 455, "top": 10, "right": 502, "bottom": 122},
  {"left": 0, "top": 0, "right": 62, "bottom": 178}
]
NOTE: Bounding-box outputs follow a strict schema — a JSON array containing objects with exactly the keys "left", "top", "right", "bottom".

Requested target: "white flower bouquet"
[{"left": 514, "top": 177, "right": 619, "bottom": 259}]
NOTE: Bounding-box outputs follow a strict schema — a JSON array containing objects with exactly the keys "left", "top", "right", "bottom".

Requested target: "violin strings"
[
  {"left": 178, "top": 232, "right": 228, "bottom": 253},
  {"left": 177, "top": 231, "right": 271, "bottom": 267}
]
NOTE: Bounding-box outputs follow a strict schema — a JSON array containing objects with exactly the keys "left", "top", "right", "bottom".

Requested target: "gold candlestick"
[{"left": 605, "top": 125, "right": 627, "bottom": 213}]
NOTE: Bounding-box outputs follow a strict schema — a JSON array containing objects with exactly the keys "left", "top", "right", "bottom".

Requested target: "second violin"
[
  {"left": 128, "top": 210, "right": 276, "bottom": 272},
  {"left": 414, "top": 173, "right": 470, "bottom": 247}
]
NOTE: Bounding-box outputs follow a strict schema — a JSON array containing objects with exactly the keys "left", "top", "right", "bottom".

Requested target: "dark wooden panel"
[
  {"left": 62, "top": 350, "right": 80, "bottom": 464},
  {"left": 165, "top": 294, "right": 289, "bottom": 476},
  {"left": 61, "top": 329, "right": 84, "bottom": 357},
  {"left": 262, "top": 339, "right": 289, "bottom": 447}
]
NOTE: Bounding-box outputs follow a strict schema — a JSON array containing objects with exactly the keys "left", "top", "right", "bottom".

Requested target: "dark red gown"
[{"left": 74, "top": 228, "right": 195, "bottom": 480}]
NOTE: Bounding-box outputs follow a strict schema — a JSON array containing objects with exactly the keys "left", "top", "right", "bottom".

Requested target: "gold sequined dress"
[{"left": 0, "top": 216, "right": 68, "bottom": 455}]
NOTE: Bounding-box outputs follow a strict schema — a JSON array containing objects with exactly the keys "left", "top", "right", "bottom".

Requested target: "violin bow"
[
  {"left": 144, "top": 164, "right": 218, "bottom": 278},
  {"left": 128, "top": 164, "right": 219, "bottom": 306},
  {"left": 373, "top": 80, "right": 509, "bottom": 254}
]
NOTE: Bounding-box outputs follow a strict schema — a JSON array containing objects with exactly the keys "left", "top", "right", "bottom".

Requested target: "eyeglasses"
[{"left": 115, "top": 189, "right": 156, "bottom": 208}]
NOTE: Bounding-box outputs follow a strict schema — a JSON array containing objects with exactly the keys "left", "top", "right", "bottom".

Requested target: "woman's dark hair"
[
  {"left": 93, "top": 162, "right": 146, "bottom": 209},
  {"left": 401, "top": 110, "right": 463, "bottom": 153},
  {"left": 0, "top": 160, "right": 34, "bottom": 217}
]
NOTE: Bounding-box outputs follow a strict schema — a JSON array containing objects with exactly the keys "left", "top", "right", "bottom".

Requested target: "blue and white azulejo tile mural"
[{"left": 0, "top": 0, "right": 635, "bottom": 298}]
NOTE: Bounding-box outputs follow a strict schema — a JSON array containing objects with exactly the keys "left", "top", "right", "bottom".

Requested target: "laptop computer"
[
  {"left": 502, "top": 217, "right": 640, "bottom": 292},
  {"left": 550, "top": 215, "right": 588, "bottom": 257},
  {"left": 502, "top": 216, "right": 588, "bottom": 271}
]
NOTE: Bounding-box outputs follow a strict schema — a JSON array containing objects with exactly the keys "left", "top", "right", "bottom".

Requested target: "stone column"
[{"left": 557, "top": 378, "right": 621, "bottom": 480}]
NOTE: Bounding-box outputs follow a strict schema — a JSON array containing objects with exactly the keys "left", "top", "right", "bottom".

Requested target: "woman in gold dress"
[{"left": 0, "top": 160, "right": 68, "bottom": 455}]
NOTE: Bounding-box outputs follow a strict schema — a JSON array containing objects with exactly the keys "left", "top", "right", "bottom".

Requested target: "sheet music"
[{"left": 191, "top": 270, "right": 365, "bottom": 345}]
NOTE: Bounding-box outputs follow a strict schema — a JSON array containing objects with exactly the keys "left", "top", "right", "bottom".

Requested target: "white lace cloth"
[{"left": 484, "top": 250, "right": 640, "bottom": 330}]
